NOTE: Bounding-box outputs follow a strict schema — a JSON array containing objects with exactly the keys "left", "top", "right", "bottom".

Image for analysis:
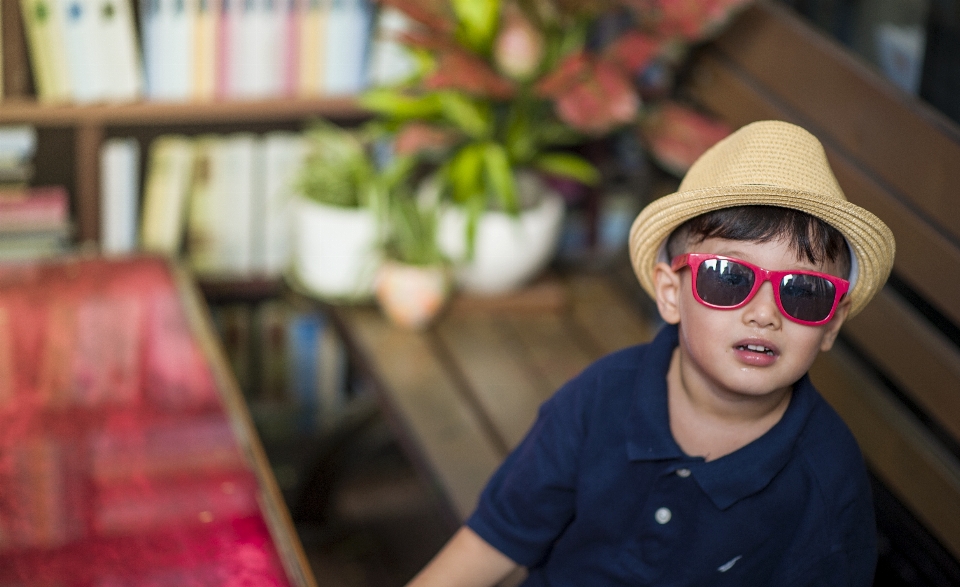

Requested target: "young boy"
[{"left": 406, "top": 120, "right": 895, "bottom": 587}]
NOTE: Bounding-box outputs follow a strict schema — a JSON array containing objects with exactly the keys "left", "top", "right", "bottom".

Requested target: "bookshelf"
[{"left": 0, "top": 96, "right": 368, "bottom": 246}]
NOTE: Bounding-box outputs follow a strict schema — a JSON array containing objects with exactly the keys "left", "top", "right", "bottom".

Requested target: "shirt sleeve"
[{"left": 466, "top": 372, "right": 593, "bottom": 567}]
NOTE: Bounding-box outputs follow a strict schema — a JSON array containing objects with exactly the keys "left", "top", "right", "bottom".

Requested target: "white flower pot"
[
  {"left": 292, "top": 197, "right": 381, "bottom": 301},
  {"left": 438, "top": 182, "right": 565, "bottom": 294}
]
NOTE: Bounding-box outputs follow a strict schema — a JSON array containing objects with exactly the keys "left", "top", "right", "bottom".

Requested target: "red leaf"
[{"left": 604, "top": 31, "right": 662, "bottom": 73}]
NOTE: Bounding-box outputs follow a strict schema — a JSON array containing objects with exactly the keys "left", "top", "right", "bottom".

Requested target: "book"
[
  {"left": 143, "top": 0, "right": 194, "bottom": 99},
  {"left": 210, "top": 303, "right": 253, "bottom": 397},
  {"left": 279, "top": 0, "right": 299, "bottom": 96},
  {"left": 20, "top": 0, "right": 72, "bottom": 102},
  {"left": 366, "top": 5, "right": 416, "bottom": 87},
  {"left": 94, "top": 0, "right": 143, "bottom": 100},
  {"left": 322, "top": 0, "right": 372, "bottom": 95},
  {"left": 139, "top": 0, "right": 162, "bottom": 97},
  {"left": 217, "top": 133, "right": 258, "bottom": 273},
  {"left": 258, "top": 131, "right": 305, "bottom": 275},
  {"left": 158, "top": 0, "right": 196, "bottom": 99},
  {"left": 99, "top": 137, "right": 141, "bottom": 255},
  {"left": 185, "top": 134, "right": 222, "bottom": 274},
  {"left": 215, "top": 0, "right": 239, "bottom": 97},
  {"left": 60, "top": 0, "right": 106, "bottom": 102},
  {"left": 0, "top": 0, "right": 4, "bottom": 100},
  {"left": 286, "top": 311, "right": 322, "bottom": 433},
  {"left": 296, "top": 0, "right": 327, "bottom": 96},
  {"left": 0, "top": 185, "right": 70, "bottom": 233},
  {"left": 253, "top": 299, "right": 289, "bottom": 403},
  {"left": 139, "top": 135, "right": 196, "bottom": 255},
  {"left": 192, "top": 0, "right": 219, "bottom": 100},
  {"left": 0, "top": 125, "right": 37, "bottom": 166}
]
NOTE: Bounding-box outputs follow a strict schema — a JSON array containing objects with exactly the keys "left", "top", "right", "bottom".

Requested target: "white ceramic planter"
[
  {"left": 438, "top": 183, "right": 565, "bottom": 294},
  {"left": 292, "top": 197, "right": 381, "bottom": 301}
]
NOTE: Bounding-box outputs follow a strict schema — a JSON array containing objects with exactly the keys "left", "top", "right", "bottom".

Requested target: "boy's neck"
[{"left": 666, "top": 348, "right": 793, "bottom": 462}]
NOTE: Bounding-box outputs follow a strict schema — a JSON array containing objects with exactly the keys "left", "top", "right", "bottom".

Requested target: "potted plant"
[
  {"left": 375, "top": 184, "right": 452, "bottom": 330},
  {"left": 291, "top": 120, "right": 384, "bottom": 301},
  {"left": 362, "top": 0, "right": 750, "bottom": 292}
]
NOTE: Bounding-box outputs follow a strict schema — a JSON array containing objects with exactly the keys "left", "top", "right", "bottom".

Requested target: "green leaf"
[
  {"left": 482, "top": 142, "right": 518, "bottom": 213},
  {"left": 531, "top": 152, "right": 601, "bottom": 185},
  {"left": 438, "top": 93, "right": 491, "bottom": 138},
  {"left": 451, "top": 0, "right": 500, "bottom": 52},
  {"left": 359, "top": 89, "right": 443, "bottom": 121},
  {"left": 446, "top": 144, "right": 485, "bottom": 205}
]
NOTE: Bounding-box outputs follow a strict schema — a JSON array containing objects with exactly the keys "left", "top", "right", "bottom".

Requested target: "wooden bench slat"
[
  {"left": 337, "top": 307, "right": 504, "bottom": 522},
  {"left": 502, "top": 313, "right": 599, "bottom": 400},
  {"left": 567, "top": 274, "right": 657, "bottom": 356},
  {"left": 709, "top": 2, "right": 960, "bottom": 242},
  {"left": 843, "top": 287, "right": 960, "bottom": 446},
  {"left": 812, "top": 344, "right": 960, "bottom": 561},
  {"left": 686, "top": 51, "right": 960, "bottom": 327},
  {"left": 435, "top": 314, "right": 551, "bottom": 451}
]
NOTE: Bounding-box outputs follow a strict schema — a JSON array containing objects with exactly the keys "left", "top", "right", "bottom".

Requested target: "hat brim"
[{"left": 628, "top": 185, "right": 896, "bottom": 319}]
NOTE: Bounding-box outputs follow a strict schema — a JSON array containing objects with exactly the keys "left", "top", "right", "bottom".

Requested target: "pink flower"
[
  {"left": 640, "top": 101, "right": 732, "bottom": 174},
  {"left": 424, "top": 51, "right": 516, "bottom": 99},
  {"left": 394, "top": 123, "right": 458, "bottom": 156},
  {"left": 493, "top": 6, "right": 545, "bottom": 80},
  {"left": 553, "top": 59, "right": 640, "bottom": 135},
  {"left": 604, "top": 31, "right": 662, "bottom": 73}
]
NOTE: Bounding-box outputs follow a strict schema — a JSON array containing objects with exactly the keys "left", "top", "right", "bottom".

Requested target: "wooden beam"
[
  {"left": 685, "top": 50, "right": 960, "bottom": 327},
  {"left": 709, "top": 2, "right": 960, "bottom": 243},
  {"left": 812, "top": 344, "right": 960, "bottom": 561}
]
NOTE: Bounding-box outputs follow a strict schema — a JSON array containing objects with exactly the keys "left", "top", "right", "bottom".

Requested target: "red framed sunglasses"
[{"left": 671, "top": 253, "right": 850, "bottom": 326}]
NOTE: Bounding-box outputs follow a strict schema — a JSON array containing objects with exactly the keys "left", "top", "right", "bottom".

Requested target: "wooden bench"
[
  {"left": 327, "top": 272, "right": 658, "bottom": 528},
  {"left": 682, "top": 0, "right": 960, "bottom": 568}
]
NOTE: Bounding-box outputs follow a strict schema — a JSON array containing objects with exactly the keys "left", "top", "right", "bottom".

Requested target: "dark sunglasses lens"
[
  {"left": 696, "top": 258, "right": 756, "bottom": 306},
  {"left": 778, "top": 274, "right": 836, "bottom": 322}
]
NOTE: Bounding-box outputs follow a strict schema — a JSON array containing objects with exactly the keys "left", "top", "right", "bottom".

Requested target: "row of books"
[
  {"left": 0, "top": 125, "right": 72, "bottom": 260},
  {"left": 211, "top": 300, "right": 348, "bottom": 439},
  {"left": 102, "top": 130, "right": 308, "bottom": 278},
  {"left": 18, "top": 0, "right": 394, "bottom": 104}
]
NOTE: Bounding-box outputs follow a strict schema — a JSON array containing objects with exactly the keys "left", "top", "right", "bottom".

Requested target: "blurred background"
[{"left": 0, "top": 0, "right": 958, "bottom": 585}]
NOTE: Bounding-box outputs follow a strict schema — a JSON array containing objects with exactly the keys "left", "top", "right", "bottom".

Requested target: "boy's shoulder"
[{"left": 791, "top": 380, "right": 870, "bottom": 497}]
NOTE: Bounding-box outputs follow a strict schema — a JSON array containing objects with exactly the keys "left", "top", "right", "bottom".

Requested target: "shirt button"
[
  {"left": 654, "top": 507, "right": 672, "bottom": 524},
  {"left": 676, "top": 468, "right": 691, "bottom": 478}
]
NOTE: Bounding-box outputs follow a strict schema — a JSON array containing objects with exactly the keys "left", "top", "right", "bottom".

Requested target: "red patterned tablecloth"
[{"left": 0, "top": 257, "right": 300, "bottom": 586}]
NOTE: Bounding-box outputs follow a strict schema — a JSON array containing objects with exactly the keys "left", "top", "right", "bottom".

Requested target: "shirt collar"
[{"left": 625, "top": 323, "right": 816, "bottom": 510}]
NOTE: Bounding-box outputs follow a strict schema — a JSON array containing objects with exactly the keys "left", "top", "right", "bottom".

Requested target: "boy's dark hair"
[{"left": 666, "top": 205, "right": 851, "bottom": 277}]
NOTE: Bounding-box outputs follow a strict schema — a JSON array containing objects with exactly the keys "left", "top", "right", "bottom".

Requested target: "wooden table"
[{"left": 327, "top": 271, "right": 659, "bottom": 528}]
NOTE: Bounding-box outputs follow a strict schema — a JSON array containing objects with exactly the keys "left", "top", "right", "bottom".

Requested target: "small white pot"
[
  {"left": 292, "top": 197, "right": 381, "bottom": 301},
  {"left": 438, "top": 181, "right": 565, "bottom": 294}
]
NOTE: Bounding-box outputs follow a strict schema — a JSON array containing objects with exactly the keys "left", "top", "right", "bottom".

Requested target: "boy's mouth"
[{"left": 735, "top": 342, "right": 779, "bottom": 356}]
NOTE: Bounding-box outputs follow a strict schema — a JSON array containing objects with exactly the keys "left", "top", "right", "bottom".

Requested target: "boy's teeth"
[{"left": 745, "top": 344, "right": 774, "bottom": 355}]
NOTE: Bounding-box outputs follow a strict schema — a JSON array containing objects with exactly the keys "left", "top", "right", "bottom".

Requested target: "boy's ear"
[
  {"left": 653, "top": 262, "right": 682, "bottom": 325},
  {"left": 819, "top": 297, "right": 851, "bottom": 352}
]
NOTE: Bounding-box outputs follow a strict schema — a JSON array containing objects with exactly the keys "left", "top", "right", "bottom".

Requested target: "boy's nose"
[{"left": 743, "top": 281, "right": 782, "bottom": 328}]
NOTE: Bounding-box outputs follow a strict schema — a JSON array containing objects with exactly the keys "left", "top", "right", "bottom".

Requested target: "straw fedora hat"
[{"left": 629, "top": 119, "right": 895, "bottom": 319}]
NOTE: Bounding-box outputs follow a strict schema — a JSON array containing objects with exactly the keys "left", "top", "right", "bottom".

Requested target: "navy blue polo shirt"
[{"left": 467, "top": 324, "right": 876, "bottom": 587}]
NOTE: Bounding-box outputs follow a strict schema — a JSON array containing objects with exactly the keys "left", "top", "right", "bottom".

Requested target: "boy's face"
[{"left": 653, "top": 236, "right": 850, "bottom": 402}]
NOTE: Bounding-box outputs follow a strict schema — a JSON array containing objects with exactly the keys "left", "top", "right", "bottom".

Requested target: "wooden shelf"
[
  {"left": 196, "top": 276, "right": 285, "bottom": 304},
  {"left": 0, "top": 95, "right": 368, "bottom": 245},
  {"left": 0, "top": 96, "right": 368, "bottom": 126}
]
